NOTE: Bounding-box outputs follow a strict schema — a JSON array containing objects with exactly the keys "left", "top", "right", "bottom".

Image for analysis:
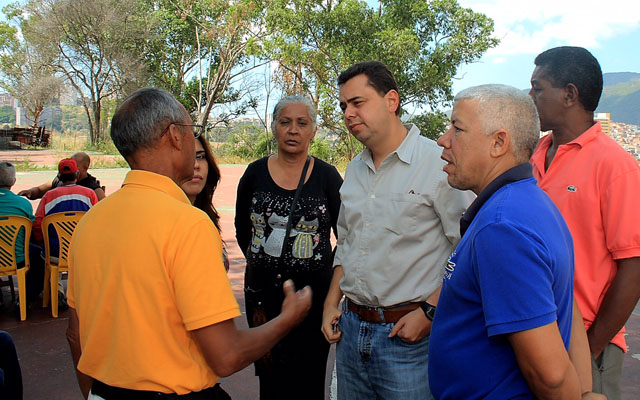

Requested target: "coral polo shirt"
[{"left": 531, "top": 122, "right": 640, "bottom": 351}]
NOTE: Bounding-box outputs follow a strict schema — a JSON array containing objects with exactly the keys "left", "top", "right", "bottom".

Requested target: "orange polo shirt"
[
  {"left": 67, "top": 170, "right": 240, "bottom": 394},
  {"left": 531, "top": 122, "right": 640, "bottom": 351}
]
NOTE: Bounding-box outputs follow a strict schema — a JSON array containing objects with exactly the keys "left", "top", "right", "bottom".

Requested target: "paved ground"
[
  {"left": 0, "top": 150, "right": 638, "bottom": 399},
  {"left": 0, "top": 155, "right": 335, "bottom": 399}
]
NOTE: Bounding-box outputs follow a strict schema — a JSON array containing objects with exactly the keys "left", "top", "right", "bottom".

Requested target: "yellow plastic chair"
[
  {"left": 0, "top": 215, "right": 32, "bottom": 321},
  {"left": 42, "top": 211, "right": 85, "bottom": 318}
]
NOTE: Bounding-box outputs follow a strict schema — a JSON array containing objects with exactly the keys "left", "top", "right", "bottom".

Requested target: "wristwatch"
[{"left": 420, "top": 302, "right": 436, "bottom": 321}]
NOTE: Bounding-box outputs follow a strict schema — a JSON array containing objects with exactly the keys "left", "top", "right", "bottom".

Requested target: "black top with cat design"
[{"left": 235, "top": 156, "right": 342, "bottom": 279}]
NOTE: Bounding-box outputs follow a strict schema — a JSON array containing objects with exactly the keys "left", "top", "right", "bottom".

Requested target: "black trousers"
[{"left": 91, "top": 381, "right": 231, "bottom": 400}]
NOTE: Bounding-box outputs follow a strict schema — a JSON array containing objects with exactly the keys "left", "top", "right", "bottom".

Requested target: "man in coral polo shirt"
[{"left": 530, "top": 46, "right": 640, "bottom": 400}]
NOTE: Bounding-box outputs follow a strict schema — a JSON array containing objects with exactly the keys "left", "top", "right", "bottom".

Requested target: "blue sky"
[{"left": 454, "top": 0, "right": 640, "bottom": 92}]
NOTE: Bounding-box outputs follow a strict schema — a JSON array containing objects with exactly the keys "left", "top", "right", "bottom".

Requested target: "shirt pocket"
[{"left": 378, "top": 192, "right": 423, "bottom": 236}]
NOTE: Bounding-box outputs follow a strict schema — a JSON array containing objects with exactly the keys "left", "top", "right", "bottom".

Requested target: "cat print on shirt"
[
  {"left": 264, "top": 213, "right": 291, "bottom": 257},
  {"left": 249, "top": 212, "right": 266, "bottom": 253},
  {"left": 291, "top": 217, "right": 319, "bottom": 259}
]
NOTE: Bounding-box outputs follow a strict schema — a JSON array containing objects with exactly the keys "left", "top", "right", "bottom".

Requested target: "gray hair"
[
  {"left": 110, "top": 87, "right": 186, "bottom": 158},
  {"left": 0, "top": 161, "right": 16, "bottom": 188},
  {"left": 271, "top": 95, "right": 317, "bottom": 133},
  {"left": 455, "top": 84, "right": 540, "bottom": 163}
]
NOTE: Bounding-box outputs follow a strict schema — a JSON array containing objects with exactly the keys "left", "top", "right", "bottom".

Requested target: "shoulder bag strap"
[{"left": 280, "top": 155, "right": 311, "bottom": 258}]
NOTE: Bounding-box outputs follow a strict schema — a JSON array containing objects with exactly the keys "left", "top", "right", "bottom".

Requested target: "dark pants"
[
  {"left": 0, "top": 331, "right": 22, "bottom": 400},
  {"left": 91, "top": 380, "right": 231, "bottom": 400},
  {"left": 245, "top": 267, "right": 331, "bottom": 400},
  {"left": 25, "top": 244, "right": 45, "bottom": 305}
]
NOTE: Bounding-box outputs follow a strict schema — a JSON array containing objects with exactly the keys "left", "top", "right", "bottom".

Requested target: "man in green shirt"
[{"left": 0, "top": 161, "right": 44, "bottom": 307}]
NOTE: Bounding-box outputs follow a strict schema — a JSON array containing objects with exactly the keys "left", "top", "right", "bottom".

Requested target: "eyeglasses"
[
  {"left": 173, "top": 123, "right": 204, "bottom": 139},
  {"left": 162, "top": 122, "right": 204, "bottom": 139}
]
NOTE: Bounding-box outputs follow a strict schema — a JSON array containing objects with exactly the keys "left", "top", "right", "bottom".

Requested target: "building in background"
[
  {"left": 15, "top": 105, "right": 60, "bottom": 127},
  {"left": 595, "top": 112, "right": 611, "bottom": 136},
  {"left": 0, "top": 93, "right": 16, "bottom": 108}
]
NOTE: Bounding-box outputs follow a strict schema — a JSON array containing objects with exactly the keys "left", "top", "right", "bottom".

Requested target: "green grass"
[
  {"left": 12, "top": 157, "right": 57, "bottom": 172},
  {"left": 90, "top": 156, "right": 129, "bottom": 169}
]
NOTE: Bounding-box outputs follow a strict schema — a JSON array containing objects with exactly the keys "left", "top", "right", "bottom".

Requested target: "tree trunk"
[
  {"left": 92, "top": 100, "right": 102, "bottom": 143},
  {"left": 79, "top": 97, "right": 96, "bottom": 145},
  {"left": 30, "top": 105, "right": 44, "bottom": 131}
]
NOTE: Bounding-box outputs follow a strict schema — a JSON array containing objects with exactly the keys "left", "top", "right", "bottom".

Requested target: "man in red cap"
[
  {"left": 19, "top": 152, "right": 106, "bottom": 201},
  {"left": 31, "top": 158, "right": 98, "bottom": 305}
]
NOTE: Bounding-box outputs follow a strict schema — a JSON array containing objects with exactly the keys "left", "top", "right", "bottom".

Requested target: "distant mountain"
[
  {"left": 602, "top": 72, "right": 640, "bottom": 86},
  {"left": 596, "top": 72, "right": 640, "bottom": 125}
]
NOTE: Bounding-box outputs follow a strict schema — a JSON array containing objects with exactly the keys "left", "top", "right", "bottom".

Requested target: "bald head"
[{"left": 72, "top": 152, "right": 91, "bottom": 180}]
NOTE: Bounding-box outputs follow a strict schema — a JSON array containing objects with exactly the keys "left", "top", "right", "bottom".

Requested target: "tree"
[
  {"left": 262, "top": 0, "right": 498, "bottom": 158},
  {"left": 0, "top": 106, "right": 16, "bottom": 124},
  {"left": 0, "top": 14, "right": 61, "bottom": 129},
  {"left": 22, "top": 0, "right": 152, "bottom": 143},
  {"left": 145, "top": 0, "right": 270, "bottom": 131}
]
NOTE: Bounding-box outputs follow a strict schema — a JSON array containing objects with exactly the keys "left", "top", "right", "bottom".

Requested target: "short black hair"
[
  {"left": 338, "top": 61, "right": 402, "bottom": 116},
  {"left": 59, "top": 172, "right": 78, "bottom": 183},
  {"left": 534, "top": 46, "right": 603, "bottom": 112}
]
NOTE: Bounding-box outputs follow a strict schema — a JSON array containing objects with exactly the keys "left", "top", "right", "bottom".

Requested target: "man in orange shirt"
[
  {"left": 66, "top": 87, "right": 311, "bottom": 399},
  {"left": 530, "top": 46, "right": 640, "bottom": 400}
]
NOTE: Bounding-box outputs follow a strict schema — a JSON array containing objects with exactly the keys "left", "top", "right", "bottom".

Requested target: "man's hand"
[
  {"left": 322, "top": 304, "right": 342, "bottom": 344},
  {"left": 279, "top": 279, "right": 312, "bottom": 327},
  {"left": 388, "top": 308, "right": 431, "bottom": 343},
  {"left": 587, "top": 257, "right": 640, "bottom": 360},
  {"left": 321, "top": 265, "right": 345, "bottom": 344},
  {"left": 18, "top": 187, "right": 38, "bottom": 199}
]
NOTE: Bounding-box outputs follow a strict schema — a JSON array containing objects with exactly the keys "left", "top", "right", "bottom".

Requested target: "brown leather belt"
[{"left": 346, "top": 298, "right": 421, "bottom": 323}]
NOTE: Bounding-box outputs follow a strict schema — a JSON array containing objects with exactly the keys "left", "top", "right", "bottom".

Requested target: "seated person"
[
  {"left": 0, "top": 161, "right": 44, "bottom": 306},
  {"left": 33, "top": 158, "right": 98, "bottom": 261},
  {"left": 0, "top": 331, "right": 22, "bottom": 400},
  {"left": 19, "top": 152, "right": 105, "bottom": 201},
  {"left": 0, "top": 161, "right": 34, "bottom": 266}
]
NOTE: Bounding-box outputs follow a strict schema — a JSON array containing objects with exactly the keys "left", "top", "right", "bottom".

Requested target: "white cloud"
[{"left": 459, "top": 0, "right": 640, "bottom": 56}]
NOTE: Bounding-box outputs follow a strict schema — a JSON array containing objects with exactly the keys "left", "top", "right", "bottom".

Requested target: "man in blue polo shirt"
[{"left": 429, "top": 84, "right": 582, "bottom": 399}]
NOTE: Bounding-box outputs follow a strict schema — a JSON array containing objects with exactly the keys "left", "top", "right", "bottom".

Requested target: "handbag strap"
[{"left": 280, "top": 155, "right": 311, "bottom": 258}]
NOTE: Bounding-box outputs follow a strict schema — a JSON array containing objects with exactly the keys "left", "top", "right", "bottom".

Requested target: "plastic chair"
[
  {"left": 0, "top": 215, "right": 32, "bottom": 321},
  {"left": 42, "top": 211, "right": 85, "bottom": 318}
]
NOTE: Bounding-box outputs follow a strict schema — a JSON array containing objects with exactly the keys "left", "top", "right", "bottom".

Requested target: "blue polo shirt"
[
  {"left": 429, "top": 163, "right": 574, "bottom": 399},
  {"left": 0, "top": 188, "right": 35, "bottom": 264}
]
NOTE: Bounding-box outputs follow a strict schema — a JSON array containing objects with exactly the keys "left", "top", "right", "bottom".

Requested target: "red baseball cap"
[{"left": 58, "top": 158, "right": 78, "bottom": 174}]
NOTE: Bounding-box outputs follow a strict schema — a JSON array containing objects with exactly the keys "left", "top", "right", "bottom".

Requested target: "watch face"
[{"left": 421, "top": 302, "right": 436, "bottom": 321}]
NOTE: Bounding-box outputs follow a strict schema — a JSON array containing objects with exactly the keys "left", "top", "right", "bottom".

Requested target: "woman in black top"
[{"left": 235, "top": 95, "right": 342, "bottom": 399}]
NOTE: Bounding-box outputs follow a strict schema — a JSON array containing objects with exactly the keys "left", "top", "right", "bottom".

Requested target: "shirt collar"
[
  {"left": 568, "top": 121, "right": 602, "bottom": 148},
  {"left": 460, "top": 163, "right": 533, "bottom": 237},
  {"left": 360, "top": 123, "right": 419, "bottom": 167},
  {"left": 123, "top": 170, "right": 190, "bottom": 204}
]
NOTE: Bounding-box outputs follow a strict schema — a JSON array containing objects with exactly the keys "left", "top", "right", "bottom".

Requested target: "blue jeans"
[{"left": 336, "top": 301, "right": 433, "bottom": 400}]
